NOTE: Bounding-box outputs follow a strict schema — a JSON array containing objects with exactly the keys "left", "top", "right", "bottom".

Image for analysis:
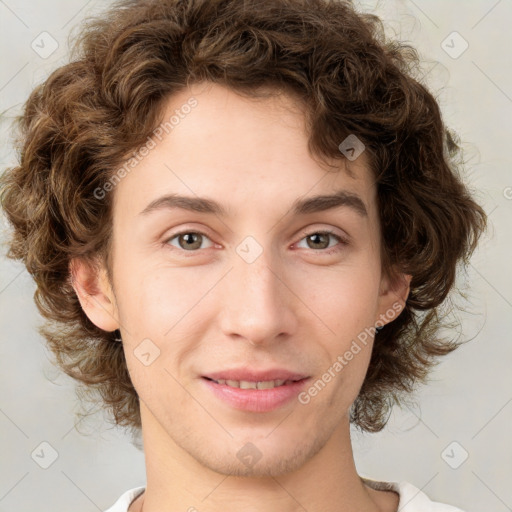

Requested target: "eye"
[
  {"left": 295, "top": 230, "right": 348, "bottom": 254},
  {"left": 165, "top": 230, "right": 214, "bottom": 251},
  {"left": 163, "top": 229, "right": 348, "bottom": 255}
]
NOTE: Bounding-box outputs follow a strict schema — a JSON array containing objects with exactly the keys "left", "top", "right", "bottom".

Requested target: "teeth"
[
  {"left": 240, "top": 381, "right": 257, "bottom": 389},
  {"left": 256, "top": 380, "right": 275, "bottom": 389},
  {"left": 215, "top": 379, "right": 293, "bottom": 389}
]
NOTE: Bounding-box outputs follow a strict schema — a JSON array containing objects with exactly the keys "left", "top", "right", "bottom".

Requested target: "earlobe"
[{"left": 69, "top": 257, "right": 120, "bottom": 332}]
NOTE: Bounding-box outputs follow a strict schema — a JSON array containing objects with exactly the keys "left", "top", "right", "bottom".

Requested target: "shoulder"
[
  {"left": 361, "top": 476, "right": 466, "bottom": 512},
  {"left": 103, "top": 487, "right": 145, "bottom": 512},
  {"left": 394, "top": 480, "right": 466, "bottom": 511}
]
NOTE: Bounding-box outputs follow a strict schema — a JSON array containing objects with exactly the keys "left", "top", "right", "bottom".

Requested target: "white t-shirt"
[{"left": 104, "top": 477, "right": 465, "bottom": 511}]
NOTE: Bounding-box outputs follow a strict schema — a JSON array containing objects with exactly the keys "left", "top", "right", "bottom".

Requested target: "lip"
[{"left": 201, "top": 374, "right": 310, "bottom": 413}]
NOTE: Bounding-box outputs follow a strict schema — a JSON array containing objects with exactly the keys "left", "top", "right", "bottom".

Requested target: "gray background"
[{"left": 0, "top": 0, "right": 511, "bottom": 511}]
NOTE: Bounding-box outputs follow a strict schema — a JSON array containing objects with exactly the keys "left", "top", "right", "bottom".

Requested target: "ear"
[
  {"left": 375, "top": 269, "right": 412, "bottom": 327},
  {"left": 69, "top": 256, "right": 120, "bottom": 332}
]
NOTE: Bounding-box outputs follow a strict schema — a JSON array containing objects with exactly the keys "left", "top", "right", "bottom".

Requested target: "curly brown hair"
[{"left": 0, "top": 0, "right": 486, "bottom": 435}]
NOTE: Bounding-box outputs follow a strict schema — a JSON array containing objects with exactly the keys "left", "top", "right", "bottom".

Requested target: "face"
[{"left": 76, "top": 81, "right": 408, "bottom": 478}]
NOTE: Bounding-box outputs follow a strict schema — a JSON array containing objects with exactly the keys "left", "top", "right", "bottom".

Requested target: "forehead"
[{"left": 111, "top": 82, "right": 376, "bottom": 222}]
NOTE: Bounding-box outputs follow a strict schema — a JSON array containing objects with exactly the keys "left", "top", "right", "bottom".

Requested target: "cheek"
[
  {"left": 116, "top": 261, "right": 203, "bottom": 335},
  {"left": 294, "top": 263, "right": 381, "bottom": 337},
  {"left": 292, "top": 264, "right": 379, "bottom": 398},
  {"left": 117, "top": 265, "right": 216, "bottom": 377},
  {"left": 117, "top": 269, "right": 202, "bottom": 405}
]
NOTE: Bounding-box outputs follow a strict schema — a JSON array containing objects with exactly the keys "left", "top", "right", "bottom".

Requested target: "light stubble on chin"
[{"left": 173, "top": 412, "right": 342, "bottom": 479}]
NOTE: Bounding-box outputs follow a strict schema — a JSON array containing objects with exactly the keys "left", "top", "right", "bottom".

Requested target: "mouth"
[
  {"left": 202, "top": 376, "right": 306, "bottom": 390},
  {"left": 201, "top": 376, "right": 310, "bottom": 412}
]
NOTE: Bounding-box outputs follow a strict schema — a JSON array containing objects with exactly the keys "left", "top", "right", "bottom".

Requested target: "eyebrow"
[{"left": 138, "top": 190, "right": 368, "bottom": 218}]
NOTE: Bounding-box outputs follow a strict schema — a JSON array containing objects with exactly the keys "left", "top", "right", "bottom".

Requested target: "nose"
[{"left": 216, "top": 245, "right": 298, "bottom": 347}]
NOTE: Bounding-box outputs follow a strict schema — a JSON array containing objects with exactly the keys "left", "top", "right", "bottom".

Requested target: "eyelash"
[{"left": 163, "top": 229, "right": 348, "bottom": 255}]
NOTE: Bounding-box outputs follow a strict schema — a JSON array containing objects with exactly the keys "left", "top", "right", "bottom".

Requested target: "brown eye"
[
  {"left": 166, "top": 231, "right": 214, "bottom": 251},
  {"left": 306, "top": 233, "right": 331, "bottom": 249},
  {"left": 178, "top": 233, "right": 202, "bottom": 250},
  {"left": 295, "top": 231, "right": 347, "bottom": 254}
]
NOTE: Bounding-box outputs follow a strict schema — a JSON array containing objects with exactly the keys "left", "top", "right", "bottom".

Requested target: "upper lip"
[{"left": 203, "top": 368, "right": 309, "bottom": 382}]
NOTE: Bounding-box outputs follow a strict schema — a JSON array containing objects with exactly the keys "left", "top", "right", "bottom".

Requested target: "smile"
[
  {"left": 204, "top": 377, "right": 301, "bottom": 389},
  {"left": 202, "top": 376, "right": 310, "bottom": 412}
]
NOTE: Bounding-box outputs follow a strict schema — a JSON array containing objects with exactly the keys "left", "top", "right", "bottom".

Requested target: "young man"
[{"left": 0, "top": 0, "right": 486, "bottom": 511}]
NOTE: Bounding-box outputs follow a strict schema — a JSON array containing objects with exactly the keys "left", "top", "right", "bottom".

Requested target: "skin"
[{"left": 71, "top": 81, "right": 411, "bottom": 512}]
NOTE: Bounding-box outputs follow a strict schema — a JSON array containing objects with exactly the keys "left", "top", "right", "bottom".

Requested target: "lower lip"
[{"left": 202, "top": 377, "right": 310, "bottom": 412}]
